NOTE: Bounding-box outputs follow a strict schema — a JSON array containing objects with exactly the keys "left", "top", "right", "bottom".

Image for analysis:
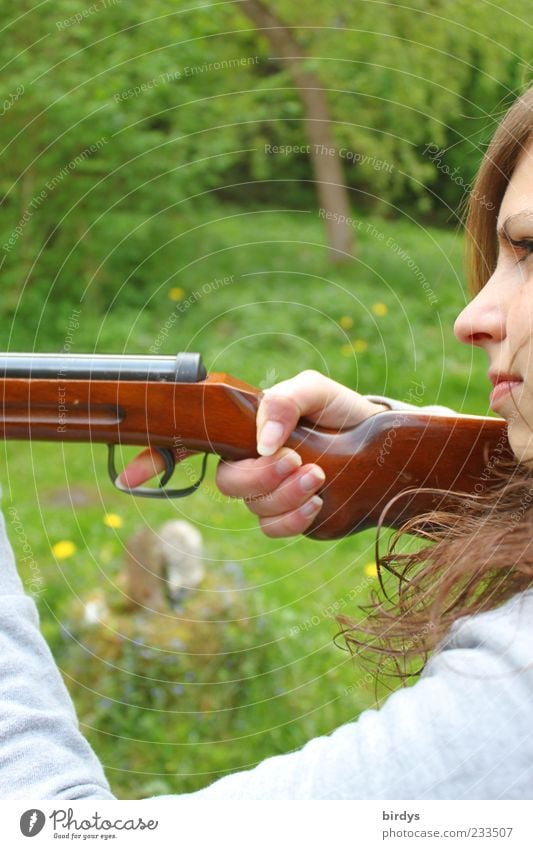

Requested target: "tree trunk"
[{"left": 238, "top": 0, "right": 354, "bottom": 261}]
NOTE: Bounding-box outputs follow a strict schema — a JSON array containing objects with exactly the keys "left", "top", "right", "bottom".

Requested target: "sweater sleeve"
[
  {"left": 0, "top": 503, "right": 115, "bottom": 800},
  {"left": 173, "top": 589, "right": 533, "bottom": 800},
  {"left": 365, "top": 393, "right": 459, "bottom": 416}
]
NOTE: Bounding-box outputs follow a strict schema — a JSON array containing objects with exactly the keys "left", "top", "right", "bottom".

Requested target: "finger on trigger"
[{"left": 117, "top": 447, "right": 166, "bottom": 488}]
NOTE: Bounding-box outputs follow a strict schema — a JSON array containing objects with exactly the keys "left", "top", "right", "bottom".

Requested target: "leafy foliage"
[{"left": 0, "top": 0, "right": 531, "bottom": 318}]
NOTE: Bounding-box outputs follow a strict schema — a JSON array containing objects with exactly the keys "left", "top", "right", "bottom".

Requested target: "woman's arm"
[
  {"left": 171, "top": 588, "right": 533, "bottom": 800},
  {"left": 0, "top": 504, "right": 115, "bottom": 800}
]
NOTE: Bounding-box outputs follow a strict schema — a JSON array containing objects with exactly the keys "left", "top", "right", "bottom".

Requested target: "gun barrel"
[{"left": 0, "top": 352, "right": 206, "bottom": 382}]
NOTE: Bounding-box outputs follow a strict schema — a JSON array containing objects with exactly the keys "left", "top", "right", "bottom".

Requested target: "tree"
[{"left": 236, "top": 0, "right": 354, "bottom": 260}]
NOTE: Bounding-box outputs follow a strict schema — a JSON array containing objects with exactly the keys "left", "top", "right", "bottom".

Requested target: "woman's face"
[{"left": 454, "top": 138, "right": 533, "bottom": 466}]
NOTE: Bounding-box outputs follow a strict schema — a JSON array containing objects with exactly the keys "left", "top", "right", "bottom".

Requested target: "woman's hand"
[
  {"left": 216, "top": 371, "right": 388, "bottom": 537},
  {"left": 117, "top": 371, "right": 388, "bottom": 538}
]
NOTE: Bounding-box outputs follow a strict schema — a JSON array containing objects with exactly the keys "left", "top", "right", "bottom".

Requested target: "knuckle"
[
  {"left": 285, "top": 511, "right": 310, "bottom": 535},
  {"left": 299, "top": 369, "right": 322, "bottom": 380},
  {"left": 261, "top": 393, "right": 291, "bottom": 414},
  {"left": 243, "top": 496, "right": 262, "bottom": 516},
  {"left": 244, "top": 490, "right": 275, "bottom": 515},
  {"left": 215, "top": 464, "right": 233, "bottom": 496},
  {"left": 259, "top": 516, "right": 282, "bottom": 538},
  {"left": 258, "top": 509, "right": 307, "bottom": 538}
]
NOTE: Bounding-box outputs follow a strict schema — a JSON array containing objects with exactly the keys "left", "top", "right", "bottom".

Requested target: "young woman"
[{"left": 2, "top": 86, "right": 533, "bottom": 799}]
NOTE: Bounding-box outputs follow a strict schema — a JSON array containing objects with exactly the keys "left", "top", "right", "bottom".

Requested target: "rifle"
[{"left": 0, "top": 351, "right": 512, "bottom": 540}]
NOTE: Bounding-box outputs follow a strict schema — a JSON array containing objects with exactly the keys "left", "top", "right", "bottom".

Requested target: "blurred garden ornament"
[{"left": 124, "top": 519, "right": 205, "bottom": 611}]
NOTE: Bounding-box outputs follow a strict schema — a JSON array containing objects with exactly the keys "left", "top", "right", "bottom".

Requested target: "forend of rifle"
[{"left": 0, "top": 352, "right": 207, "bottom": 382}]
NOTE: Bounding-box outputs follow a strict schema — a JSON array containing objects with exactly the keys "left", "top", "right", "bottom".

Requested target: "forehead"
[{"left": 497, "top": 140, "right": 533, "bottom": 229}]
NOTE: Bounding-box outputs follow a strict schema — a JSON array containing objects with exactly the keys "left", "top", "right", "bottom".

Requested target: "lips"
[
  {"left": 488, "top": 373, "right": 523, "bottom": 409},
  {"left": 488, "top": 371, "right": 522, "bottom": 388}
]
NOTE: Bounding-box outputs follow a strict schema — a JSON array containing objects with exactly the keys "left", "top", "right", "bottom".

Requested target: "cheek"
[{"left": 507, "top": 287, "right": 533, "bottom": 359}]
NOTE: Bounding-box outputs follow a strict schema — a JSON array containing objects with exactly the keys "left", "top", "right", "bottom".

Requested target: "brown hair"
[
  {"left": 337, "top": 84, "right": 533, "bottom": 689},
  {"left": 466, "top": 86, "right": 533, "bottom": 295}
]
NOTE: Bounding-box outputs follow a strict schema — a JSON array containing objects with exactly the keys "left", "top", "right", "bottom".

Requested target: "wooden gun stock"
[{"left": 0, "top": 352, "right": 512, "bottom": 540}]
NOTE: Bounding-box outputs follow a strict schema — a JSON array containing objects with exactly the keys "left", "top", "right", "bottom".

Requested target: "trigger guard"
[
  {"left": 107, "top": 444, "right": 208, "bottom": 499},
  {"left": 155, "top": 447, "right": 176, "bottom": 487}
]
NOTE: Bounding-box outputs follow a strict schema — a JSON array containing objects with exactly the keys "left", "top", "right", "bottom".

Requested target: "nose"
[{"left": 453, "top": 277, "right": 508, "bottom": 348}]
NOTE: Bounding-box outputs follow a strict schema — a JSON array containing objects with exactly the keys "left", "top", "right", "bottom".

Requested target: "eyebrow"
[{"left": 497, "top": 209, "right": 533, "bottom": 240}]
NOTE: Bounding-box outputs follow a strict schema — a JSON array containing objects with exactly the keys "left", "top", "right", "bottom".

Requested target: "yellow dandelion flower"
[
  {"left": 339, "top": 315, "right": 354, "bottom": 330},
  {"left": 372, "top": 302, "right": 388, "bottom": 317},
  {"left": 364, "top": 562, "right": 378, "bottom": 577},
  {"left": 168, "top": 287, "right": 185, "bottom": 301},
  {"left": 340, "top": 343, "right": 353, "bottom": 357},
  {"left": 52, "top": 540, "right": 77, "bottom": 560},
  {"left": 103, "top": 513, "right": 123, "bottom": 529},
  {"left": 353, "top": 339, "right": 368, "bottom": 353}
]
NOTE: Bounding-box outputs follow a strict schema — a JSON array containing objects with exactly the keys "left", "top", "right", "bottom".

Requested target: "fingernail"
[
  {"left": 300, "top": 496, "right": 323, "bottom": 517},
  {"left": 299, "top": 468, "right": 326, "bottom": 492},
  {"left": 115, "top": 471, "right": 138, "bottom": 489},
  {"left": 114, "top": 474, "right": 129, "bottom": 490},
  {"left": 257, "top": 420, "right": 284, "bottom": 456},
  {"left": 275, "top": 450, "right": 302, "bottom": 475}
]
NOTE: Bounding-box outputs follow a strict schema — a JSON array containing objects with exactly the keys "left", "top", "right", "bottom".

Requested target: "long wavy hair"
[{"left": 337, "top": 84, "right": 533, "bottom": 687}]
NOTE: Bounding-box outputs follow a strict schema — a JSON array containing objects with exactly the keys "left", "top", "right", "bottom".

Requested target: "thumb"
[
  {"left": 256, "top": 370, "right": 385, "bottom": 456},
  {"left": 256, "top": 394, "right": 302, "bottom": 456}
]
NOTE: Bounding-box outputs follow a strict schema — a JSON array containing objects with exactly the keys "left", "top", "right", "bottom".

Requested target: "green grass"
[{"left": 0, "top": 206, "right": 493, "bottom": 797}]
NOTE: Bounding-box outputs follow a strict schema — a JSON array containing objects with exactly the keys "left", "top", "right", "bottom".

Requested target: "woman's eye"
[{"left": 509, "top": 237, "right": 533, "bottom": 261}]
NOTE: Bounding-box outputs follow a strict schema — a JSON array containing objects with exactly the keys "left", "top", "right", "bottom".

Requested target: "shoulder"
[
  {"left": 182, "top": 590, "right": 533, "bottom": 799},
  {"left": 425, "top": 588, "right": 533, "bottom": 677}
]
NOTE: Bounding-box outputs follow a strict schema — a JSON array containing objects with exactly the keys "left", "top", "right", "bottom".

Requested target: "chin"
[{"left": 507, "top": 424, "right": 533, "bottom": 467}]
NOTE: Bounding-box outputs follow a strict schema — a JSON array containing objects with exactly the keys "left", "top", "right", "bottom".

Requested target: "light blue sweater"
[{"left": 1, "top": 398, "right": 532, "bottom": 800}]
